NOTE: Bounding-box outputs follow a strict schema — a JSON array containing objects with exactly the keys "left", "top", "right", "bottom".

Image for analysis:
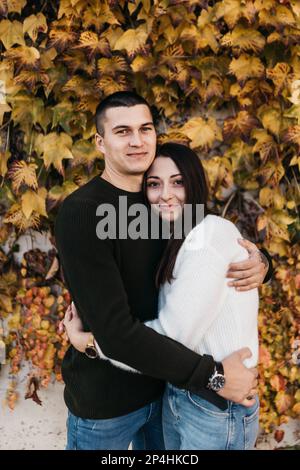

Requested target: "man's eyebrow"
[{"left": 112, "top": 122, "right": 154, "bottom": 131}]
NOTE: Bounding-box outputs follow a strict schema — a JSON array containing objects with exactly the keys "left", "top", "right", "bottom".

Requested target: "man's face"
[{"left": 95, "top": 105, "right": 157, "bottom": 177}]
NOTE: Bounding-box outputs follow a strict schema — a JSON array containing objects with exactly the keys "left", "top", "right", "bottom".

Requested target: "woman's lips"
[{"left": 158, "top": 204, "right": 181, "bottom": 210}]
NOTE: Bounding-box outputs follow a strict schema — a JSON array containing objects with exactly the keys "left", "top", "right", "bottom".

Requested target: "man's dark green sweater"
[{"left": 55, "top": 176, "right": 218, "bottom": 419}]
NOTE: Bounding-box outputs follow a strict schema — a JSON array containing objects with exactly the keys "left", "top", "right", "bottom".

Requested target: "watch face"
[
  {"left": 211, "top": 374, "right": 226, "bottom": 391},
  {"left": 85, "top": 346, "right": 98, "bottom": 359}
]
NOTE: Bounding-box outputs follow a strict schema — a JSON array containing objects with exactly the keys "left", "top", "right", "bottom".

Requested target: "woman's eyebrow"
[{"left": 146, "top": 175, "right": 160, "bottom": 179}]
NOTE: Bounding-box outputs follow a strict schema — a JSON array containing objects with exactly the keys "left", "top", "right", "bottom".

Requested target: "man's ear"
[{"left": 95, "top": 133, "right": 105, "bottom": 154}]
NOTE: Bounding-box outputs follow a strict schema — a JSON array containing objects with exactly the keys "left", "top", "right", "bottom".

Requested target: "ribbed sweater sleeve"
[{"left": 55, "top": 198, "right": 215, "bottom": 391}]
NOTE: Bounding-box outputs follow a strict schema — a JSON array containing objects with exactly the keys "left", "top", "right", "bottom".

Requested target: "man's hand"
[
  {"left": 217, "top": 348, "right": 258, "bottom": 408},
  {"left": 227, "top": 239, "right": 269, "bottom": 291}
]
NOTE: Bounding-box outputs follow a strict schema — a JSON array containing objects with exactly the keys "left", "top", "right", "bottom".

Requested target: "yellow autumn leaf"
[
  {"left": 229, "top": 54, "right": 265, "bottom": 81},
  {"left": 283, "top": 125, "right": 300, "bottom": 146},
  {"left": 290, "top": 155, "right": 300, "bottom": 171},
  {"left": 8, "top": 161, "right": 38, "bottom": 193},
  {"left": 221, "top": 26, "right": 265, "bottom": 53},
  {"left": 72, "top": 139, "right": 101, "bottom": 165},
  {"left": 276, "top": 5, "right": 296, "bottom": 26},
  {"left": 0, "top": 102, "right": 11, "bottom": 126},
  {"left": 49, "top": 28, "right": 77, "bottom": 52},
  {"left": 97, "top": 56, "right": 128, "bottom": 75},
  {"left": 76, "top": 31, "right": 110, "bottom": 58},
  {"left": 4, "top": 46, "right": 40, "bottom": 68},
  {"left": 259, "top": 188, "right": 285, "bottom": 210},
  {"left": 272, "top": 210, "right": 296, "bottom": 226},
  {"left": 35, "top": 132, "right": 73, "bottom": 174},
  {"left": 97, "top": 75, "right": 128, "bottom": 97},
  {"left": 7, "top": 0, "right": 26, "bottom": 14},
  {"left": 181, "top": 117, "right": 222, "bottom": 149},
  {"left": 102, "top": 26, "right": 124, "bottom": 50},
  {"left": 114, "top": 27, "right": 148, "bottom": 56},
  {"left": 0, "top": 294, "right": 12, "bottom": 313},
  {"left": 14, "top": 70, "right": 49, "bottom": 91},
  {"left": 23, "top": 13, "right": 48, "bottom": 42},
  {"left": 0, "top": 150, "right": 11, "bottom": 177},
  {"left": 0, "top": 20, "right": 25, "bottom": 50},
  {"left": 4, "top": 203, "right": 40, "bottom": 230},
  {"left": 257, "top": 103, "right": 282, "bottom": 136},
  {"left": 266, "top": 63, "right": 291, "bottom": 96},
  {"left": 214, "top": 0, "right": 244, "bottom": 28},
  {"left": 21, "top": 187, "right": 48, "bottom": 220},
  {"left": 255, "top": 161, "right": 285, "bottom": 187},
  {"left": 131, "top": 55, "right": 153, "bottom": 73},
  {"left": 48, "top": 181, "right": 79, "bottom": 205},
  {"left": 251, "top": 128, "right": 277, "bottom": 163},
  {"left": 275, "top": 391, "right": 293, "bottom": 414},
  {"left": 82, "top": 1, "right": 120, "bottom": 30},
  {"left": 291, "top": 1, "right": 300, "bottom": 18},
  {"left": 223, "top": 111, "right": 258, "bottom": 140}
]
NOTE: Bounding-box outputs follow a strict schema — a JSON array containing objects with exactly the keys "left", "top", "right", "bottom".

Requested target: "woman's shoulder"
[{"left": 184, "top": 215, "right": 242, "bottom": 252}]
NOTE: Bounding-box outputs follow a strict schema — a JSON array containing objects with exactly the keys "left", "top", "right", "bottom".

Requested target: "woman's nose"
[{"left": 160, "top": 185, "right": 172, "bottom": 201}]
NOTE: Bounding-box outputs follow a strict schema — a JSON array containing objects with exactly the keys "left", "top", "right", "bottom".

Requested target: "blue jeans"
[
  {"left": 66, "top": 398, "right": 165, "bottom": 450},
  {"left": 163, "top": 384, "right": 260, "bottom": 450}
]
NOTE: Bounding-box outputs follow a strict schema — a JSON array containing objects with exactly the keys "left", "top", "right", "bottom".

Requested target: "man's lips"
[{"left": 126, "top": 152, "right": 148, "bottom": 157}]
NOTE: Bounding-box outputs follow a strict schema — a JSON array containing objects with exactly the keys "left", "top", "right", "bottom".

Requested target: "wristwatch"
[
  {"left": 207, "top": 362, "right": 226, "bottom": 392},
  {"left": 84, "top": 334, "right": 98, "bottom": 359}
]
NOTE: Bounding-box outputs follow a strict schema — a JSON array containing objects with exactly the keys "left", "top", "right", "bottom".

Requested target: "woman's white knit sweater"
[{"left": 96, "top": 215, "right": 259, "bottom": 371}]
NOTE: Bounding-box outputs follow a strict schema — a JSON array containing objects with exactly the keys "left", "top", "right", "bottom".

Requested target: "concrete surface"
[{"left": 0, "top": 363, "right": 299, "bottom": 450}]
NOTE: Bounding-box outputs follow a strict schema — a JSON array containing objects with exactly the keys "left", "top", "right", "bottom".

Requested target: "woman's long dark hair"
[{"left": 143, "top": 142, "right": 209, "bottom": 287}]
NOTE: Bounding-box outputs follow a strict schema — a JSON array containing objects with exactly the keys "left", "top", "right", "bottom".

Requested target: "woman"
[{"left": 63, "top": 143, "right": 260, "bottom": 450}]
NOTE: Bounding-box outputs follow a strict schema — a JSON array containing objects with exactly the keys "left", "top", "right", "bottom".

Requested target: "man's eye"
[
  {"left": 141, "top": 127, "right": 153, "bottom": 132},
  {"left": 117, "top": 129, "right": 129, "bottom": 135}
]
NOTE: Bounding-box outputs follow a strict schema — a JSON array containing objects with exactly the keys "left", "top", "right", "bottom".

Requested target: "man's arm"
[{"left": 55, "top": 198, "right": 215, "bottom": 391}]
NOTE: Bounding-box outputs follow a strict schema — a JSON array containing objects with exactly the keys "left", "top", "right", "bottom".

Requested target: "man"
[{"left": 55, "top": 91, "right": 272, "bottom": 450}]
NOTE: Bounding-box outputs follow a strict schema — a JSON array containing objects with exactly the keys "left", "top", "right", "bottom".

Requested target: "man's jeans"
[
  {"left": 66, "top": 397, "right": 165, "bottom": 450},
  {"left": 162, "top": 384, "right": 260, "bottom": 450}
]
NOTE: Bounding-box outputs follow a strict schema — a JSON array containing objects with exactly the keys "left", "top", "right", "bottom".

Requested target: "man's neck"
[{"left": 101, "top": 169, "right": 143, "bottom": 192}]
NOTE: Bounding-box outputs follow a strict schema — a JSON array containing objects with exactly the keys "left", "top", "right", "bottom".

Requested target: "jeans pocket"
[
  {"left": 243, "top": 405, "right": 260, "bottom": 450},
  {"left": 187, "top": 392, "right": 229, "bottom": 418}
]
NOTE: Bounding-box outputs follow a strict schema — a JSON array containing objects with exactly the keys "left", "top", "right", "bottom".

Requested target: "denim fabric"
[
  {"left": 66, "top": 397, "right": 165, "bottom": 450},
  {"left": 162, "top": 384, "right": 259, "bottom": 450}
]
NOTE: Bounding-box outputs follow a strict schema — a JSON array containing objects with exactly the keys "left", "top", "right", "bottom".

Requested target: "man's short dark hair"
[{"left": 95, "top": 91, "right": 153, "bottom": 135}]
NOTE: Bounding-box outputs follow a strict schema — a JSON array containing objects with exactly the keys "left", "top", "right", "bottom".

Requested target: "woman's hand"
[{"left": 60, "top": 302, "right": 91, "bottom": 353}]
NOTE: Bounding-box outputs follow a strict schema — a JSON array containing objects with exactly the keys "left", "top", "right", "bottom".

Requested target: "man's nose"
[{"left": 129, "top": 131, "right": 143, "bottom": 147}]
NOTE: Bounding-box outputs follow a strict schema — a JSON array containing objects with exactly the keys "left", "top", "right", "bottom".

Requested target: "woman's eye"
[
  {"left": 147, "top": 181, "right": 159, "bottom": 187},
  {"left": 174, "top": 179, "right": 184, "bottom": 186}
]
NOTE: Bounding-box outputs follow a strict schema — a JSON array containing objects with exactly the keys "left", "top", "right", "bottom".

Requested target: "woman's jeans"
[
  {"left": 162, "top": 384, "right": 260, "bottom": 450},
  {"left": 66, "top": 397, "right": 165, "bottom": 450}
]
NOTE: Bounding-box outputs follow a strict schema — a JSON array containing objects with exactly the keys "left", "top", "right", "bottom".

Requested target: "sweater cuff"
[
  {"left": 183, "top": 354, "right": 216, "bottom": 393},
  {"left": 260, "top": 248, "right": 273, "bottom": 283}
]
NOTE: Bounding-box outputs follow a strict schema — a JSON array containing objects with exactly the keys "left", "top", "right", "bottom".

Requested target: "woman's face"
[{"left": 145, "top": 156, "right": 186, "bottom": 221}]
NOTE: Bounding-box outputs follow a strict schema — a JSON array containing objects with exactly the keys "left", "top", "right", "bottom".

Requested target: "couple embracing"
[{"left": 55, "top": 91, "right": 272, "bottom": 450}]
